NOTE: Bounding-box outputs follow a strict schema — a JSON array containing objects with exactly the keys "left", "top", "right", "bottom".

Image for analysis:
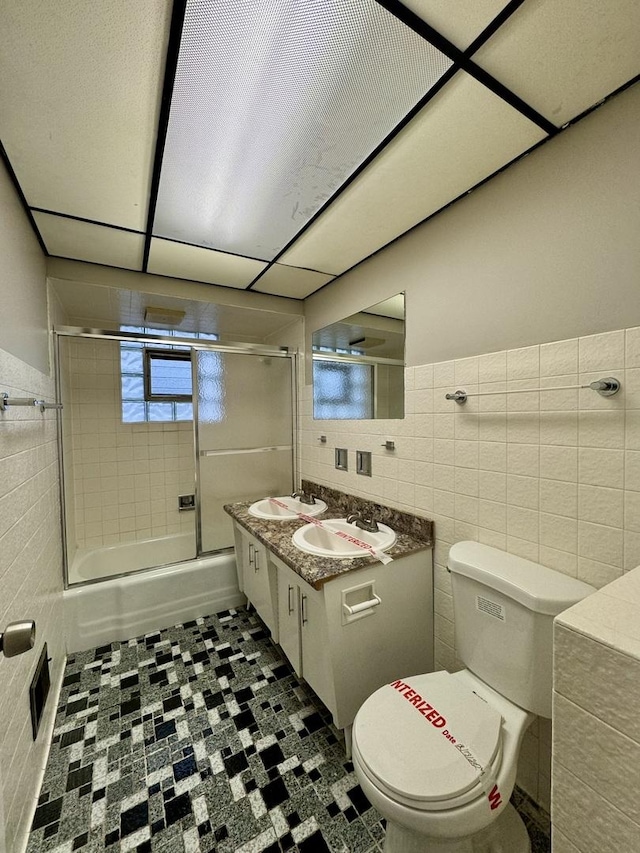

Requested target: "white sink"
[
  {"left": 292, "top": 518, "right": 396, "bottom": 558},
  {"left": 248, "top": 495, "right": 327, "bottom": 520}
]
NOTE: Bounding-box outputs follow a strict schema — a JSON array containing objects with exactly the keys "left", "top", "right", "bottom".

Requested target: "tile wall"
[
  {"left": 0, "top": 345, "right": 66, "bottom": 853},
  {"left": 299, "top": 325, "right": 640, "bottom": 811},
  {"left": 64, "top": 337, "right": 195, "bottom": 553},
  {"left": 553, "top": 566, "right": 640, "bottom": 852}
]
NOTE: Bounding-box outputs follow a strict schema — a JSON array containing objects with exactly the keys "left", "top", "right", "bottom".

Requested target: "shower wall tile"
[
  {"left": 66, "top": 339, "right": 195, "bottom": 552},
  {"left": 300, "top": 324, "right": 640, "bottom": 815},
  {"left": 0, "top": 344, "right": 65, "bottom": 853}
]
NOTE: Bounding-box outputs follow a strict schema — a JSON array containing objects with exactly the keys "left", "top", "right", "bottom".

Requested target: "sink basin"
[
  {"left": 248, "top": 496, "right": 327, "bottom": 520},
  {"left": 292, "top": 518, "right": 396, "bottom": 558}
]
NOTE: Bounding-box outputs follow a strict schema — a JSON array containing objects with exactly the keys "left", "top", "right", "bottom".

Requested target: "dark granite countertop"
[{"left": 224, "top": 482, "right": 433, "bottom": 589}]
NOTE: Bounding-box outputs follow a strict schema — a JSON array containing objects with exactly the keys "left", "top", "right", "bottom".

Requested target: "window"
[
  {"left": 144, "top": 349, "right": 192, "bottom": 401},
  {"left": 312, "top": 359, "right": 374, "bottom": 419},
  {"left": 120, "top": 327, "right": 217, "bottom": 423}
]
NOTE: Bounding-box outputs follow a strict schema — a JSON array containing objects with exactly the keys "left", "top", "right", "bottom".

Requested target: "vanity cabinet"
[
  {"left": 271, "top": 550, "right": 432, "bottom": 731},
  {"left": 231, "top": 520, "right": 433, "bottom": 732},
  {"left": 233, "top": 525, "right": 278, "bottom": 641}
]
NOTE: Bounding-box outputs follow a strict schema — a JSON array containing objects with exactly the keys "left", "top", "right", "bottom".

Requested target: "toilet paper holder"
[
  {"left": 0, "top": 620, "right": 36, "bottom": 657},
  {"left": 342, "top": 582, "right": 381, "bottom": 625}
]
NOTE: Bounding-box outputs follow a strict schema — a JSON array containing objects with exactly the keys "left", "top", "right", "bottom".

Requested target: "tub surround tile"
[{"left": 224, "top": 483, "right": 433, "bottom": 590}]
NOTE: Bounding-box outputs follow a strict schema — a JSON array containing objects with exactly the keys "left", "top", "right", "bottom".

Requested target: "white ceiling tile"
[
  {"left": 147, "top": 238, "right": 267, "bottom": 289},
  {"left": 400, "top": 0, "right": 513, "bottom": 49},
  {"left": 252, "top": 265, "right": 334, "bottom": 299},
  {"left": 0, "top": 0, "right": 171, "bottom": 231},
  {"left": 153, "top": 0, "right": 453, "bottom": 261},
  {"left": 34, "top": 213, "right": 144, "bottom": 270},
  {"left": 473, "top": 0, "right": 640, "bottom": 125},
  {"left": 280, "top": 72, "right": 547, "bottom": 275}
]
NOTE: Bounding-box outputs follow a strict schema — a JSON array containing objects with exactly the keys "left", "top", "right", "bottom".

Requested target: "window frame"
[{"left": 143, "top": 348, "right": 193, "bottom": 403}]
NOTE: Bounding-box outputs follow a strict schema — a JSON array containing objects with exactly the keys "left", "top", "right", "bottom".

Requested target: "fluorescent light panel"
[{"left": 153, "top": 0, "right": 453, "bottom": 261}]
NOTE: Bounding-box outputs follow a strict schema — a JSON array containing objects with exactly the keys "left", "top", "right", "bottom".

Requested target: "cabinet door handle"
[
  {"left": 301, "top": 593, "right": 308, "bottom": 625},
  {"left": 287, "top": 585, "right": 294, "bottom": 615},
  {"left": 254, "top": 550, "right": 260, "bottom": 572},
  {"left": 248, "top": 543, "right": 254, "bottom": 567}
]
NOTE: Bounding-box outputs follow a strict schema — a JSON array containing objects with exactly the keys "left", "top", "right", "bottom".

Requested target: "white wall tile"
[
  {"left": 579, "top": 330, "right": 625, "bottom": 372},
  {"left": 578, "top": 484, "right": 624, "bottom": 528},
  {"left": 540, "top": 479, "right": 578, "bottom": 518},
  {"left": 579, "top": 411, "right": 625, "bottom": 449},
  {"left": 625, "top": 328, "right": 640, "bottom": 368},
  {"left": 579, "top": 447, "right": 624, "bottom": 489},
  {"left": 554, "top": 693, "right": 640, "bottom": 824},
  {"left": 540, "top": 446, "right": 577, "bottom": 483},
  {"left": 478, "top": 351, "right": 506, "bottom": 383},
  {"left": 507, "top": 345, "right": 540, "bottom": 380},
  {"left": 507, "top": 474, "right": 539, "bottom": 509},
  {"left": 300, "top": 322, "right": 640, "bottom": 827},
  {"left": 553, "top": 762, "right": 640, "bottom": 853},
  {"left": 540, "top": 339, "right": 578, "bottom": 377}
]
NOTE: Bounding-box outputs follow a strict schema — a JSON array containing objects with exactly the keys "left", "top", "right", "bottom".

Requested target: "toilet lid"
[{"left": 353, "top": 671, "right": 503, "bottom": 804}]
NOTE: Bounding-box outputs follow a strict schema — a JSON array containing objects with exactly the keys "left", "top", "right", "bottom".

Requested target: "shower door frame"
[{"left": 54, "top": 327, "right": 298, "bottom": 589}]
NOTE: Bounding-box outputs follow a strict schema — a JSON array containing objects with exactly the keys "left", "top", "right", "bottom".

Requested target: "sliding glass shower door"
[{"left": 195, "top": 349, "right": 294, "bottom": 553}]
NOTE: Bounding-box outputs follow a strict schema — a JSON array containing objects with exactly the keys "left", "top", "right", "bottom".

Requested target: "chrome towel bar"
[
  {"left": 445, "top": 376, "right": 620, "bottom": 404},
  {"left": 0, "top": 392, "right": 63, "bottom": 412}
]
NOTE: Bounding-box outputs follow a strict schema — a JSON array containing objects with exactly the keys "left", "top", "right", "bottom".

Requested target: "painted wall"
[
  {"left": 0, "top": 162, "right": 65, "bottom": 853},
  {"left": 300, "top": 83, "right": 640, "bottom": 814},
  {"left": 0, "top": 165, "right": 48, "bottom": 373},
  {"left": 305, "top": 82, "right": 640, "bottom": 368}
]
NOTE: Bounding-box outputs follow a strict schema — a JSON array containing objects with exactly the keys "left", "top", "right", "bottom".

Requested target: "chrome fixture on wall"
[
  {"left": 0, "top": 392, "right": 63, "bottom": 412},
  {"left": 0, "top": 620, "right": 36, "bottom": 657},
  {"left": 445, "top": 376, "right": 621, "bottom": 404}
]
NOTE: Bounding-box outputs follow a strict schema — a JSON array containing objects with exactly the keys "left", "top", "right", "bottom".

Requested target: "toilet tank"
[{"left": 448, "top": 542, "right": 595, "bottom": 718}]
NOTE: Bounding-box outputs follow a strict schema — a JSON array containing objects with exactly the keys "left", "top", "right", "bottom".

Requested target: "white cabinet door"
[
  {"left": 276, "top": 563, "right": 302, "bottom": 675},
  {"left": 238, "top": 528, "right": 277, "bottom": 639},
  {"left": 300, "top": 585, "right": 335, "bottom": 715}
]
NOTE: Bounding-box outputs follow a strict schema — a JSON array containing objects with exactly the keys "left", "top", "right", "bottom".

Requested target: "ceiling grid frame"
[{"left": 0, "top": 0, "right": 637, "bottom": 299}]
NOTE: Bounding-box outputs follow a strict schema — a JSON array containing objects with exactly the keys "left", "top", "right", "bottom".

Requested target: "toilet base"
[{"left": 383, "top": 803, "right": 531, "bottom": 853}]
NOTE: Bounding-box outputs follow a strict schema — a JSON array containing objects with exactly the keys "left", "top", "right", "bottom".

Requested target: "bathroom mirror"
[{"left": 312, "top": 293, "right": 404, "bottom": 419}]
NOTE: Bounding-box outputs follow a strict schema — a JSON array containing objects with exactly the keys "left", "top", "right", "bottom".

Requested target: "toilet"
[{"left": 351, "top": 541, "right": 595, "bottom": 853}]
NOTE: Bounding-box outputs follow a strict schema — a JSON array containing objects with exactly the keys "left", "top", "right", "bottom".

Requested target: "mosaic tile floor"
[{"left": 28, "top": 608, "right": 550, "bottom": 853}]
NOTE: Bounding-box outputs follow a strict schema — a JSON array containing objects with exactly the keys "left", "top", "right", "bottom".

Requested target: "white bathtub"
[
  {"left": 64, "top": 535, "right": 244, "bottom": 652},
  {"left": 69, "top": 532, "right": 199, "bottom": 583}
]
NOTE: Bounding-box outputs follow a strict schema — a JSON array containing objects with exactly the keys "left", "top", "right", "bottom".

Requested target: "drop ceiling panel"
[
  {"left": 252, "top": 265, "right": 334, "bottom": 299},
  {"left": 148, "top": 238, "right": 268, "bottom": 289},
  {"left": 473, "top": 0, "right": 640, "bottom": 125},
  {"left": 281, "top": 72, "right": 547, "bottom": 275},
  {"left": 399, "top": 0, "right": 514, "bottom": 49},
  {"left": 152, "top": 0, "right": 454, "bottom": 260},
  {"left": 0, "top": 0, "right": 171, "bottom": 230},
  {"left": 34, "top": 213, "right": 145, "bottom": 270}
]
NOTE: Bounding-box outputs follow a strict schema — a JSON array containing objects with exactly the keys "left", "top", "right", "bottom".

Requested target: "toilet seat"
[{"left": 352, "top": 671, "right": 504, "bottom": 811}]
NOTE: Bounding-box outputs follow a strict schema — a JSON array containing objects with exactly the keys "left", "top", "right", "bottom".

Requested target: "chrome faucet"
[
  {"left": 291, "top": 490, "right": 316, "bottom": 505},
  {"left": 346, "top": 512, "right": 379, "bottom": 533}
]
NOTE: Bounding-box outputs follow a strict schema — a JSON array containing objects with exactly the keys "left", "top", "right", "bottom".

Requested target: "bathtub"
[{"left": 64, "top": 534, "right": 244, "bottom": 652}]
